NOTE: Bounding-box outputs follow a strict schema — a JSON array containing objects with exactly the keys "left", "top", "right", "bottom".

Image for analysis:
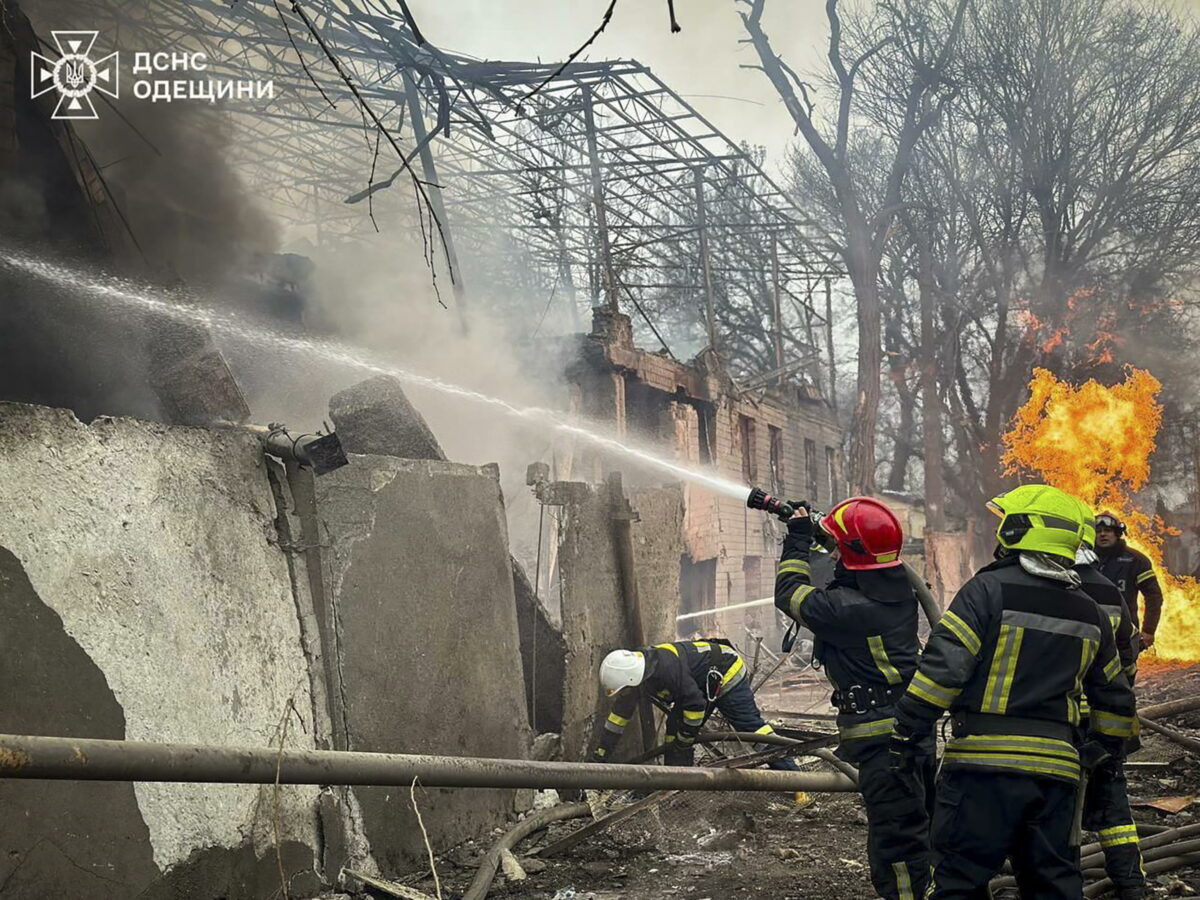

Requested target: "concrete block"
[
  {"left": 313, "top": 456, "right": 531, "bottom": 874},
  {"left": 512, "top": 558, "right": 566, "bottom": 734},
  {"left": 329, "top": 375, "right": 446, "bottom": 460},
  {"left": 556, "top": 481, "right": 682, "bottom": 761},
  {"left": 0, "top": 402, "right": 320, "bottom": 897}
]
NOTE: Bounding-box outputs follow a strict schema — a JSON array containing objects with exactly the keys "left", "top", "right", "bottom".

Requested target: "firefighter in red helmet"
[{"left": 775, "top": 497, "right": 932, "bottom": 900}]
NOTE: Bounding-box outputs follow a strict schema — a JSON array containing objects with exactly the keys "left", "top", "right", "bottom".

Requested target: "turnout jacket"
[
  {"left": 1075, "top": 561, "right": 1139, "bottom": 680},
  {"left": 594, "top": 640, "right": 746, "bottom": 759},
  {"left": 893, "top": 554, "right": 1138, "bottom": 784},
  {"left": 1096, "top": 540, "right": 1163, "bottom": 636},
  {"left": 774, "top": 517, "right": 922, "bottom": 762}
]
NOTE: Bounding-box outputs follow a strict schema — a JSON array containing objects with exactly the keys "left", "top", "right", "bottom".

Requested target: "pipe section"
[{"left": 0, "top": 734, "right": 858, "bottom": 793}]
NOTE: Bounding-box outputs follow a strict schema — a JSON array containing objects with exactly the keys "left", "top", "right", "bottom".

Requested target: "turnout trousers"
[
  {"left": 705, "top": 679, "right": 799, "bottom": 772},
  {"left": 857, "top": 744, "right": 935, "bottom": 900},
  {"left": 1083, "top": 759, "right": 1145, "bottom": 897},
  {"left": 928, "top": 769, "right": 1079, "bottom": 900}
]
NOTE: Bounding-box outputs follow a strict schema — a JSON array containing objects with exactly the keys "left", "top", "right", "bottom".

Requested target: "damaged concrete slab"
[
  {"left": 0, "top": 545, "right": 158, "bottom": 898},
  {"left": 555, "top": 479, "right": 684, "bottom": 762},
  {"left": 0, "top": 402, "right": 320, "bottom": 896},
  {"left": 329, "top": 375, "right": 447, "bottom": 460},
  {"left": 312, "top": 455, "right": 533, "bottom": 873}
]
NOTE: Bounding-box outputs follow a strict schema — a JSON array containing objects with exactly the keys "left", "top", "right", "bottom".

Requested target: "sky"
[
  {"left": 411, "top": 0, "right": 831, "bottom": 179},
  {"left": 411, "top": 0, "right": 1200, "bottom": 182}
]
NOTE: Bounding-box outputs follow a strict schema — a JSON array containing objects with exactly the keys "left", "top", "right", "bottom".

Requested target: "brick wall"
[{"left": 570, "top": 313, "right": 843, "bottom": 631}]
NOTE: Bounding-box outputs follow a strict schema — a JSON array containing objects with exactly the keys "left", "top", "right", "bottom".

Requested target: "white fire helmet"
[{"left": 599, "top": 649, "right": 646, "bottom": 695}]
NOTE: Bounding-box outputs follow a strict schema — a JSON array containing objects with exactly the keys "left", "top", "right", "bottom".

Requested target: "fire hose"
[
  {"left": 744, "top": 488, "right": 942, "bottom": 628},
  {"left": 992, "top": 823, "right": 1200, "bottom": 893}
]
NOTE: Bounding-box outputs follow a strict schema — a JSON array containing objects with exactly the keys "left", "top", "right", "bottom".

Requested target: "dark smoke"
[{"left": 2, "top": 0, "right": 279, "bottom": 421}]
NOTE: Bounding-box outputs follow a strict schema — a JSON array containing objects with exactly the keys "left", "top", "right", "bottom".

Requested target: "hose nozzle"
[{"left": 747, "top": 487, "right": 795, "bottom": 522}]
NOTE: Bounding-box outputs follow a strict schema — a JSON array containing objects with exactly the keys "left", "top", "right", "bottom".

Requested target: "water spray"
[{"left": 0, "top": 248, "right": 751, "bottom": 499}]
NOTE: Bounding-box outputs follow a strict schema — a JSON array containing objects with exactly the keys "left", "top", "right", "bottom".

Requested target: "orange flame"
[{"left": 1002, "top": 367, "right": 1199, "bottom": 662}]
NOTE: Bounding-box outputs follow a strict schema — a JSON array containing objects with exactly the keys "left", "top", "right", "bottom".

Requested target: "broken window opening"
[
  {"left": 768, "top": 425, "right": 784, "bottom": 495},
  {"left": 805, "top": 438, "right": 819, "bottom": 503},
  {"left": 696, "top": 404, "right": 716, "bottom": 465},
  {"left": 739, "top": 414, "right": 757, "bottom": 485}
]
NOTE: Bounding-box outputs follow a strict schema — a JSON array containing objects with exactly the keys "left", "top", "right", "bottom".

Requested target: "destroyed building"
[
  {"left": 0, "top": 1, "right": 851, "bottom": 895},
  {"left": 565, "top": 306, "right": 843, "bottom": 635}
]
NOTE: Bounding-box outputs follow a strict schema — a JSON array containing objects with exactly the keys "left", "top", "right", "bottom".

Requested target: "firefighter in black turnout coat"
[
  {"left": 1075, "top": 506, "right": 1146, "bottom": 900},
  {"left": 593, "top": 639, "right": 799, "bottom": 770},
  {"left": 1095, "top": 511, "right": 1164, "bottom": 652},
  {"left": 891, "top": 485, "right": 1138, "bottom": 899},
  {"left": 775, "top": 496, "right": 932, "bottom": 900}
]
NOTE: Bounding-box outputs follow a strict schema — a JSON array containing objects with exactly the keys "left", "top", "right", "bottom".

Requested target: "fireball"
[{"left": 1002, "top": 367, "right": 1199, "bottom": 662}]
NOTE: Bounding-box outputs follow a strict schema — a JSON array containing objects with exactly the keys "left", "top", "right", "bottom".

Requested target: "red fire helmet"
[{"left": 820, "top": 497, "right": 905, "bottom": 570}]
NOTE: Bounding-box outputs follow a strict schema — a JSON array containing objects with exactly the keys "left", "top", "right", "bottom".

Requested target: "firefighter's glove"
[
  {"left": 888, "top": 725, "right": 919, "bottom": 775},
  {"left": 788, "top": 515, "right": 814, "bottom": 539}
]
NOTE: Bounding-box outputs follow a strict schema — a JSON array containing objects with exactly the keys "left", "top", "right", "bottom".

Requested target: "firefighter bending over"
[
  {"left": 593, "top": 639, "right": 799, "bottom": 771},
  {"left": 1095, "top": 511, "right": 1164, "bottom": 651},
  {"left": 891, "top": 484, "right": 1138, "bottom": 899},
  {"left": 1075, "top": 503, "right": 1146, "bottom": 900},
  {"left": 775, "top": 496, "right": 932, "bottom": 900}
]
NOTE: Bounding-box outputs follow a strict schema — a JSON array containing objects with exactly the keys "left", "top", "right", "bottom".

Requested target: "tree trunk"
[
  {"left": 885, "top": 302, "right": 915, "bottom": 493},
  {"left": 846, "top": 238, "right": 882, "bottom": 495},
  {"left": 887, "top": 389, "right": 916, "bottom": 492},
  {"left": 916, "top": 235, "right": 946, "bottom": 530}
]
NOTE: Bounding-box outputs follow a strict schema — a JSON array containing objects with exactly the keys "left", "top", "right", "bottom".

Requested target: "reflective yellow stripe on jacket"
[
  {"left": 981, "top": 624, "right": 1024, "bottom": 715},
  {"left": 906, "top": 672, "right": 960, "bottom": 709},
  {"left": 939, "top": 610, "right": 982, "bottom": 656},
  {"left": 943, "top": 733, "right": 1081, "bottom": 783},
  {"left": 867, "top": 635, "right": 903, "bottom": 685},
  {"left": 839, "top": 717, "right": 896, "bottom": 742}
]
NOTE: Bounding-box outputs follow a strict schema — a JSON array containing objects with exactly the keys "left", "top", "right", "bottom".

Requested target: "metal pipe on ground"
[
  {"left": 1138, "top": 716, "right": 1200, "bottom": 754},
  {"left": 0, "top": 733, "right": 859, "bottom": 793},
  {"left": 1139, "top": 696, "right": 1200, "bottom": 721},
  {"left": 463, "top": 802, "right": 591, "bottom": 900}
]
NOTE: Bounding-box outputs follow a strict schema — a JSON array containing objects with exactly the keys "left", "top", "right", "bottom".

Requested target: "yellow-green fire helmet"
[
  {"left": 1074, "top": 498, "right": 1097, "bottom": 549},
  {"left": 986, "top": 484, "right": 1085, "bottom": 561}
]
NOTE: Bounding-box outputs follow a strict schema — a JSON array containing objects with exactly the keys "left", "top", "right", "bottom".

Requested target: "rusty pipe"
[{"left": 0, "top": 734, "right": 859, "bottom": 793}]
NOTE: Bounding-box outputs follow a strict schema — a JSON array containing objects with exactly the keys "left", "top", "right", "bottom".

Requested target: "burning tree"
[{"left": 773, "top": 0, "right": 1200, "bottom": 540}]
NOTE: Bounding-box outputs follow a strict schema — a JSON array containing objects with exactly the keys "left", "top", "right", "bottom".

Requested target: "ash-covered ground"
[{"left": 360, "top": 664, "right": 1200, "bottom": 900}]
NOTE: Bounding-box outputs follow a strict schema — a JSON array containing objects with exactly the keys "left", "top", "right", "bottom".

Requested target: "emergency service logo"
[{"left": 31, "top": 31, "right": 119, "bottom": 121}]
